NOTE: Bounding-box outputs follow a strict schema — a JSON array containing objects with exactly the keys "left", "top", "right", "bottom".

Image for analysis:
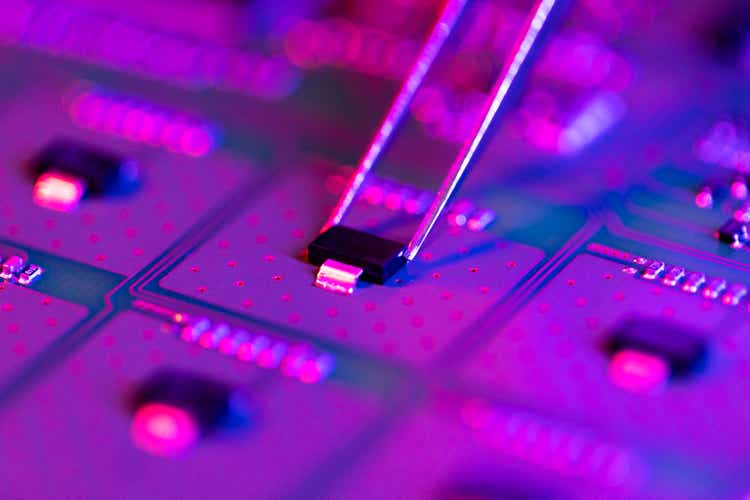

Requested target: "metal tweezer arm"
[{"left": 322, "top": 0, "right": 567, "bottom": 261}]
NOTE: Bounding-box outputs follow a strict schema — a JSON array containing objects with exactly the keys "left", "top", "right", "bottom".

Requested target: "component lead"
[
  {"left": 0, "top": 256, "right": 25, "bottom": 280},
  {"left": 702, "top": 277, "right": 727, "bottom": 299},
  {"left": 314, "top": 259, "right": 364, "bottom": 295},
  {"left": 641, "top": 260, "right": 665, "bottom": 280},
  {"left": 682, "top": 272, "right": 706, "bottom": 293}
]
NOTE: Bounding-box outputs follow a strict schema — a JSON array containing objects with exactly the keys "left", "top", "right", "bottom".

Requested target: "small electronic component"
[
  {"left": 129, "top": 370, "right": 250, "bottom": 457},
  {"left": 662, "top": 266, "right": 686, "bottom": 287},
  {"left": 31, "top": 140, "right": 140, "bottom": 211},
  {"left": 722, "top": 283, "right": 748, "bottom": 305},
  {"left": 446, "top": 200, "right": 475, "bottom": 227},
  {"left": 466, "top": 208, "right": 497, "bottom": 232},
  {"left": 702, "top": 277, "right": 727, "bottom": 299},
  {"left": 605, "top": 318, "right": 708, "bottom": 379},
  {"left": 0, "top": 256, "right": 25, "bottom": 280},
  {"left": 198, "top": 323, "right": 231, "bottom": 349},
  {"left": 17, "top": 264, "right": 43, "bottom": 286},
  {"left": 682, "top": 272, "right": 706, "bottom": 293},
  {"left": 641, "top": 260, "right": 665, "bottom": 280},
  {"left": 180, "top": 318, "right": 211, "bottom": 343},
  {"left": 308, "top": 225, "right": 406, "bottom": 284},
  {"left": 716, "top": 218, "right": 749, "bottom": 247}
]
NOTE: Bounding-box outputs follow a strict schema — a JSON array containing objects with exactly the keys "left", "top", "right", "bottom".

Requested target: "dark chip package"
[{"left": 31, "top": 139, "right": 140, "bottom": 196}]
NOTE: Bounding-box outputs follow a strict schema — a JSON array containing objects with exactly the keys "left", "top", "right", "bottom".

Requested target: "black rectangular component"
[
  {"left": 604, "top": 318, "right": 707, "bottom": 376},
  {"left": 31, "top": 140, "right": 139, "bottom": 195},
  {"left": 717, "top": 218, "right": 748, "bottom": 246},
  {"left": 308, "top": 225, "right": 407, "bottom": 284}
]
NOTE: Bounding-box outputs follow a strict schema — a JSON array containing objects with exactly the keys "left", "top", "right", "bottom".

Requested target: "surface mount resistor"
[
  {"left": 682, "top": 272, "right": 706, "bottom": 293},
  {"left": 662, "top": 266, "right": 686, "bottom": 287},
  {"left": 17, "top": 264, "right": 43, "bottom": 285},
  {"left": 467, "top": 208, "right": 497, "bottom": 232},
  {"left": 722, "top": 283, "right": 748, "bottom": 306},
  {"left": 0, "top": 256, "right": 25, "bottom": 280},
  {"left": 641, "top": 260, "right": 665, "bottom": 280},
  {"left": 702, "top": 277, "right": 727, "bottom": 299}
]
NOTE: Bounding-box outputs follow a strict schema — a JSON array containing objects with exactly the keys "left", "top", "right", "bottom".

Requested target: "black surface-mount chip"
[
  {"left": 308, "top": 225, "right": 407, "bottom": 284},
  {"left": 31, "top": 139, "right": 140, "bottom": 196},
  {"left": 130, "top": 369, "right": 248, "bottom": 436},
  {"left": 604, "top": 317, "right": 708, "bottom": 377}
]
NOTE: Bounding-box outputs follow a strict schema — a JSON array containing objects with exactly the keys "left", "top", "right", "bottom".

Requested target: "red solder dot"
[
  {"left": 335, "top": 327, "right": 348, "bottom": 339},
  {"left": 419, "top": 336, "right": 435, "bottom": 351}
]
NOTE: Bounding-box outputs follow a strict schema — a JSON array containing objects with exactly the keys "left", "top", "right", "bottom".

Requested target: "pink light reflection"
[
  {"left": 130, "top": 402, "right": 199, "bottom": 458},
  {"left": 608, "top": 349, "right": 669, "bottom": 394},
  {"left": 32, "top": 172, "right": 86, "bottom": 212}
]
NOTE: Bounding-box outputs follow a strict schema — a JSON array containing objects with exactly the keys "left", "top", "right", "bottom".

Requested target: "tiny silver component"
[
  {"left": 641, "top": 260, "right": 665, "bottom": 280},
  {"left": 662, "top": 266, "right": 685, "bottom": 287},
  {"left": 314, "top": 259, "right": 363, "bottom": 295},
  {"left": 258, "top": 340, "right": 288, "bottom": 369},
  {"left": 446, "top": 200, "right": 475, "bottom": 227},
  {"left": 217, "top": 329, "right": 251, "bottom": 356},
  {"left": 722, "top": 283, "right": 748, "bottom": 306},
  {"left": 702, "top": 277, "right": 727, "bottom": 299},
  {"left": 403, "top": 190, "right": 432, "bottom": 215},
  {"left": 17, "top": 264, "right": 43, "bottom": 285},
  {"left": 237, "top": 335, "right": 271, "bottom": 362},
  {"left": 180, "top": 318, "right": 211, "bottom": 343},
  {"left": 198, "top": 323, "right": 231, "bottom": 349},
  {"left": 467, "top": 208, "right": 497, "bottom": 232},
  {"left": 681, "top": 272, "right": 706, "bottom": 293},
  {"left": 0, "top": 255, "right": 25, "bottom": 280}
]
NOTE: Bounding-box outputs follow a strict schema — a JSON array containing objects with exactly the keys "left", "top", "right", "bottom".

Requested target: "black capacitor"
[
  {"left": 31, "top": 139, "right": 140, "bottom": 196},
  {"left": 308, "top": 225, "right": 407, "bottom": 284},
  {"left": 604, "top": 318, "right": 708, "bottom": 377},
  {"left": 130, "top": 370, "right": 248, "bottom": 435}
]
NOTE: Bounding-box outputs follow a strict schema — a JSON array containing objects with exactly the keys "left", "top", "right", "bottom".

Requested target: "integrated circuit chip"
[{"left": 604, "top": 317, "right": 708, "bottom": 377}]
